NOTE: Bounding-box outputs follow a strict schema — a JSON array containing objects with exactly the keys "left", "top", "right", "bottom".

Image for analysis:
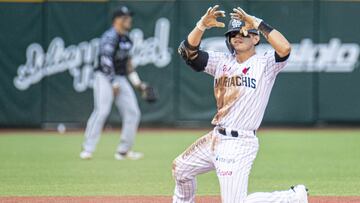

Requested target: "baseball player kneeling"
[
  {"left": 173, "top": 5, "right": 308, "bottom": 203},
  {"left": 80, "top": 6, "right": 157, "bottom": 161}
]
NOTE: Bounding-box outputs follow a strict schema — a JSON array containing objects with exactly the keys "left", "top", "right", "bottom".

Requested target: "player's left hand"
[
  {"left": 113, "top": 86, "right": 120, "bottom": 96},
  {"left": 230, "top": 7, "right": 262, "bottom": 35},
  {"left": 140, "top": 84, "right": 158, "bottom": 103},
  {"left": 112, "top": 82, "right": 121, "bottom": 96}
]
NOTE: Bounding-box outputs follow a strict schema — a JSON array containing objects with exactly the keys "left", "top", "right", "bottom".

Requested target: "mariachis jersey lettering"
[{"left": 204, "top": 50, "right": 287, "bottom": 131}]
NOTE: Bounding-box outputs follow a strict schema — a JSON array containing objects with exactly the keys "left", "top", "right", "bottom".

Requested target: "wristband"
[{"left": 258, "top": 21, "right": 274, "bottom": 38}]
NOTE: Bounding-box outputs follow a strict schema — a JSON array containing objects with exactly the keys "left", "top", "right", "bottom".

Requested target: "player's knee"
[
  {"left": 172, "top": 159, "right": 183, "bottom": 181},
  {"left": 126, "top": 105, "right": 141, "bottom": 120},
  {"left": 172, "top": 158, "right": 189, "bottom": 182},
  {"left": 97, "top": 108, "right": 111, "bottom": 119},
  {"left": 133, "top": 107, "right": 141, "bottom": 121},
  {"left": 92, "top": 108, "right": 110, "bottom": 121},
  {"left": 172, "top": 160, "right": 177, "bottom": 179}
]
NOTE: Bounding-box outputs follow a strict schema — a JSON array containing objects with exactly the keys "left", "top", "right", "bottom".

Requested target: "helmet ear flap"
[
  {"left": 254, "top": 35, "right": 260, "bottom": 46},
  {"left": 225, "top": 35, "right": 235, "bottom": 54}
]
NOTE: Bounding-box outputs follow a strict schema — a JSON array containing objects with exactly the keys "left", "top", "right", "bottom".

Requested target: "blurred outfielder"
[
  {"left": 80, "top": 6, "right": 157, "bottom": 160},
  {"left": 174, "top": 5, "right": 308, "bottom": 203}
]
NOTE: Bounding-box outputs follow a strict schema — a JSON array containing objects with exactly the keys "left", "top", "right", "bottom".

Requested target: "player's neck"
[{"left": 235, "top": 50, "right": 256, "bottom": 64}]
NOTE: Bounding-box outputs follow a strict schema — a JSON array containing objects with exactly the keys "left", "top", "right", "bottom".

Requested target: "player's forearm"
[
  {"left": 187, "top": 26, "right": 205, "bottom": 47},
  {"left": 126, "top": 59, "right": 145, "bottom": 90},
  {"left": 102, "top": 65, "right": 116, "bottom": 82},
  {"left": 100, "top": 46, "right": 117, "bottom": 82},
  {"left": 259, "top": 22, "right": 291, "bottom": 57},
  {"left": 128, "top": 71, "right": 146, "bottom": 90},
  {"left": 267, "top": 30, "right": 291, "bottom": 57}
]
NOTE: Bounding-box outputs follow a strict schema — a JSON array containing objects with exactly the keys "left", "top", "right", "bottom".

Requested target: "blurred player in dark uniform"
[{"left": 80, "top": 6, "right": 157, "bottom": 160}]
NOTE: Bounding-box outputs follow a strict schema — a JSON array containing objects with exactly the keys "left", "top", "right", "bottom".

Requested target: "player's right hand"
[
  {"left": 198, "top": 5, "right": 226, "bottom": 30},
  {"left": 112, "top": 83, "right": 120, "bottom": 96},
  {"left": 230, "top": 7, "right": 262, "bottom": 35}
]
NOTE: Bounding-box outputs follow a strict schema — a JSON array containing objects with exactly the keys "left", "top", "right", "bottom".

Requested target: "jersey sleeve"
[
  {"left": 203, "top": 51, "right": 228, "bottom": 76},
  {"left": 263, "top": 50, "right": 289, "bottom": 80},
  {"left": 99, "top": 31, "right": 118, "bottom": 81}
]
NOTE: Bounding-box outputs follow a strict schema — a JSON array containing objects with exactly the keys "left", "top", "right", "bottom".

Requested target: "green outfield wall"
[{"left": 0, "top": 0, "right": 359, "bottom": 127}]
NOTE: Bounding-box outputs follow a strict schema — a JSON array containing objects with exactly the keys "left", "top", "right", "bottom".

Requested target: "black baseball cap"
[{"left": 112, "top": 6, "right": 134, "bottom": 21}]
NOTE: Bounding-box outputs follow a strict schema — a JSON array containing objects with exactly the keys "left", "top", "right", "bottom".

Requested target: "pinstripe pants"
[
  {"left": 172, "top": 128, "right": 298, "bottom": 203},
  {"left": 82, "top": 72, "right": 141, "bottom": 154}
]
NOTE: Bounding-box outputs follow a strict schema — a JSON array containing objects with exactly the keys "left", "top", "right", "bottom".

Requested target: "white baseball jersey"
[
  {"left": 204, "top": 50, "right": 287, "bottom": 131},
  {"left": 172, "top": 49, "right": 305, "bottom": 203}
]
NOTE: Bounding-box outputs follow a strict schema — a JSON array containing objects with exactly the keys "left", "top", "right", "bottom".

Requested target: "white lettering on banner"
[
  {"left": 201, "top": 38, "right": 360, "bottom": 72},
  {"left": 14, "top": 38, "right": 99, "bottom": 92},
  {"left": 14, "top": 18, "right": 172, "bottom": 92},
  {"left": 130, "top": 17, "right": 171, "bottom": 68}
]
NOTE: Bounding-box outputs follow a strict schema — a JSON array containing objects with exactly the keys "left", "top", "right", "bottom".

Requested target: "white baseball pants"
[
  {"left": 172, "top": 128, "right": 299, "bottom": 203},
  {"left": 82, "top": 71, "right": 141, "bottom": 154}
]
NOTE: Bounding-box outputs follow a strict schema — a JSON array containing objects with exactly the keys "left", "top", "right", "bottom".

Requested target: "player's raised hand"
[
  {"left": 197, "top": 5, "right": 226, "bottom": 31},
  {"left": 230, "top": 7, "right": 262, "bottom": 36}
]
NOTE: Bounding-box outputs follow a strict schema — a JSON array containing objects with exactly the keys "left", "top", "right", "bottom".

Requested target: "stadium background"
[
  {"left": 1, "top": 0, "right": 359, "bottom": 129},
  {"left": 1, "top": 1, "right": 360, "bottom": 202}
]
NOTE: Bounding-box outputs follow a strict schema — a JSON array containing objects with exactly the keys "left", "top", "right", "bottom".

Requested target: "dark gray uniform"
[{"left": 82, "top": 27, "right": 140, "bottom": 154}]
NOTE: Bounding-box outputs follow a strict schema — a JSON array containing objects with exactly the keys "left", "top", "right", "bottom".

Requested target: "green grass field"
[{"left": 0, "top": 129, "right": 359, "bottom": 197}]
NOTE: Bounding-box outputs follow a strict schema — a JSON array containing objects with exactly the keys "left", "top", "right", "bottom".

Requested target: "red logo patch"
[{"left": 242, "top": 67, "right": 250, "bottom": 74}]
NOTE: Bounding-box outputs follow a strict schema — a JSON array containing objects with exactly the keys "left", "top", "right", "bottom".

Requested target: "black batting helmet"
[{"left": 224, "top": 19, "right": 260, "bottom": 54}]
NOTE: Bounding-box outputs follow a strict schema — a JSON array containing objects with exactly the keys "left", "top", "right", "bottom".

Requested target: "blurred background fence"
[{"left": 0, "top": 0, "right": 359, "bottom": 128}]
